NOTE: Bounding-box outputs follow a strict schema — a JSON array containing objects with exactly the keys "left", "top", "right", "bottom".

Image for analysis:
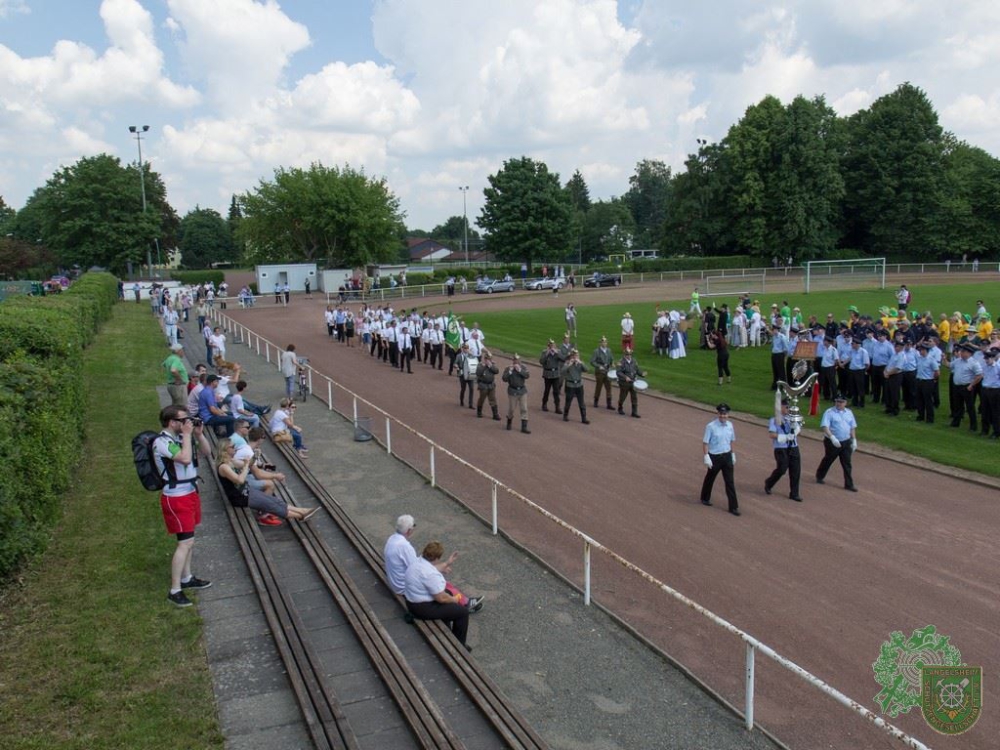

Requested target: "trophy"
[{"left": 775, "top": 358, "right": 818, "bottom": 433}]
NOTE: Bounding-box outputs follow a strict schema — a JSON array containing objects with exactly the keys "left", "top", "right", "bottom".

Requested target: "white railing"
[{"left": 210, "top": 306, "right": 933, "bottom": 750}]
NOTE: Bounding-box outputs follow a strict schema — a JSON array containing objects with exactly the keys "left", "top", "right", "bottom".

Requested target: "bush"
[
  {"left": 0, "top": 271, "right": 117, "bottom": 580},
  {"left": 169, "top": 270, "right": 225, "bottom": 287}
]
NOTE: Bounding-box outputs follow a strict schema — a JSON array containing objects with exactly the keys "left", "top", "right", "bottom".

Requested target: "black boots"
[
  {"left": 582, "top": 408, "right": 589, "bottom": 424},
  {"left": 477, "top": 406, "right": 482, "bottom": 418},
  {"left": 491, "top": 406, "right": 501, "bottom": 421},
  {"left": 521, "top": 420, "right": 531, "bottom": 434},
  {"left": 506, "top": 417, "right": 512, "bottom": 431}
]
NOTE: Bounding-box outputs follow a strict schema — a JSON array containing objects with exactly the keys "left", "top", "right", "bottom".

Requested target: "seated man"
[
  {"left": 384, "top": 514, "right": 483, "bottom": 612},
  {"left": 229, "top": 380, "right": 260, "bottom": 427},
  {"left": 404, "top": 541, "right": 476, "bottom": 649},
  {"left": 197, "top": 374, "right": 235, "bottom": 437}
]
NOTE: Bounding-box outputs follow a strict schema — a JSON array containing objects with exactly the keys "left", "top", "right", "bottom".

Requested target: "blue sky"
[{"left": 1, "top": 0, "right": 998, "bottom": 233}]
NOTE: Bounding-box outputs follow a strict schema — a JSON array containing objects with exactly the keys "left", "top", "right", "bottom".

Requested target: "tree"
[
  {"left": 938, "top": 138, "right": 1000, "bottom": 259},
  {"left": 26, "top": 154, "right": 170, "bottom": 274},
  {"left": 0, "top": 197, "right": 14, "bottom": 235},
  {"left": 178, "top": 207, "right": 236, "bottom": 268},
  {"left": 478, "top": 156, "right": 572, "bottom": 270},
  {"left": 581, "top": 198, "right": 635, "bottom": 261},
  {"left": 564, "top": 170, "right": 592, "bottom": 213},
  {"left": 238, "top": 163, "right": 404, "bottom": 267},
  {"left": 842, "top": 83, "right": 946, "bottom": 259},
  {"left": 623, "top": 160, "right": 671, "bottom": 249},
  {"left": 431, "top": 215, "right": 479, "bottom": 245},
  {"left": 227, "top": 195, "right": 245, "bottom": 261}
]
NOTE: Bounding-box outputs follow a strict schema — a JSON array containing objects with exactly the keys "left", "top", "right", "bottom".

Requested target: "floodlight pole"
[{"left": 129, "top": 124, "right": 161, "bottom": 269}]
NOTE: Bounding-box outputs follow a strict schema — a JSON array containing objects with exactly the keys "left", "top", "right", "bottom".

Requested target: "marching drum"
[
  {"left": 463, "top": 356, "right": 479, "bottom": 379},
  {"left": 607, "top": 368, "right": 617, "bottom": 380},
  {"left": 634, "top": 379, "right": 649, "bottom": 391}
]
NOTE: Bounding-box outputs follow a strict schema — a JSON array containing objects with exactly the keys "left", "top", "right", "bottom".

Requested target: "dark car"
[{"left": 583, "top": 272, "right": 622, "bottom": 288}]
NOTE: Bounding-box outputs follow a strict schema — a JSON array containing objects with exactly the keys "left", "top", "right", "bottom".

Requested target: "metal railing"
[{"left": 211, "top": 306, "right": 933, "bottom": 750}]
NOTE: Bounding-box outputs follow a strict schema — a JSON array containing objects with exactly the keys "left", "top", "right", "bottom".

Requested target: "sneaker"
[
  {"left": 257, "top": 513, "right": 283, "bottom": 526},
  {"left": 467, "top": 596, "right": 485, "bottom": 614},
  {"left": 168, "top": 590, "right": 193, "bottom": 608},
  {"left": 181, "top": 576, "right": 212, "bottom": 590}
]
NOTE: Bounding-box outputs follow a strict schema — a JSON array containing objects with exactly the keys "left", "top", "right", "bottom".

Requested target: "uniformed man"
[
  {"left": 398, "top": 325, "right": 414, "bottom": 374},
  {"left": 770, "top": 324, "right": 788, "bottom": 390},
  {"left": 502, "top": 354, "right": 530, "bottom": 434},
  {"left": 869, "top": 329, "right": 894, "bottom": 405},
  {"left": 560, "top": 349, "right": 589, "bottom": 424},
  {"left": 914, "top": 342, "right": 939, "bottom": 423},
  {"left": 815, "top": 393, "right": 858, "bottom": 492},
  {"left": 945, "top": 343, "right": 983, "bottom": 430},
  {"left": 539, "top": 339, "right": 565, "bottom": 414},
  {"left": 616, "top": 348, "right": 645, "bottom": 418},
  {"left": 590, "top": 335, "right": 615, "bottom": 410},
  {"left": 429, "top": 323, "right": 444, "bottom": 370},
  {"left": 455, "top": 343, "right": 476, "bottom": 408},
  {"left": 980, "top": 347, "right": 1000, "bottom": 438},
  {"left": 384, "top": 319, "right": 398, "bottom": 366},
  {"left": 764, "top": 398, "right": 802, "bottom": 501},
  {"left": 475, "top": 350, "right": 501, "bottom": 420},
  {"left": 846, "top": 337, "right": 871, "bottom": 408},
  {"left": 701, "top": 403, "right": 740, "bottom": 516},
  {"left": 818, "top": 335, "right": 839, "bottom": 402}
]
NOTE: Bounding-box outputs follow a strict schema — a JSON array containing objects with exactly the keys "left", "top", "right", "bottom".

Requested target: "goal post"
[
  {"left": 607, "top": 253, "right": 627, "bottom": 269},
  {"left": 804, "top": 258, "right": 886, "bottom": 294},
  {"left": 704, "top": 273, "right": 766, "bottom": 297}
]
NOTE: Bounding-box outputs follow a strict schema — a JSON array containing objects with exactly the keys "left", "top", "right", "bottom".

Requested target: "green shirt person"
[{"left": 163, "top": 344, "right": 188, "bottom": 407}]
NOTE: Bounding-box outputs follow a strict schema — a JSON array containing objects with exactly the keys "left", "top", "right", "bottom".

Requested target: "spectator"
[
  {"left": 280, "top": 345, "right": 298, "bottom": 399},
  {"left": 216, "top": 439, "right": 317, "bottom": 524},
  {"left": 403, "top": 541, "right": 475, "bottom": 649},
  {"left": 197, "top": 374, "right": 235, "bottom": 437},
  {"left": 163, "top": 343, "right": 188, "bottom": 407},
  {"left": 269, "top": 398, "right": 308, "bottom": 458}
]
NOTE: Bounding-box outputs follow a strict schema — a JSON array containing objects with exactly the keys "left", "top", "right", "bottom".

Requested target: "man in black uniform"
[
  {"left": 590, "top": 335, "right": 615, "bottom": 410},
  {"left": 475, "top": 350, "right": 501, "bottom": 420},
  {"left": 539, "top": 339, "right": 566, "bottom": 414},
  {"left": 560, "top": 349, "right": 589, "bottom": 424},
  {"left": 616, "top": 348, "right": 645, "bottom": 418}
]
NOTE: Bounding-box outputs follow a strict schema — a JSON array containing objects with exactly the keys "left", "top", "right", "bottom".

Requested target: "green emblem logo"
[
  {"left": 872, "top": 625, "right": 963, "bottom": 717},
  {"left": 921, "top": 666, "right": 982, "bottom": 735}
]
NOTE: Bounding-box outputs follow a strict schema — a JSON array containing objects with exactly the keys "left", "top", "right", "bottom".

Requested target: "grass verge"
[
  {"left": 469, "top": 281, "right": 1000, "bottom": 477},
  {"left": 0, "top": 304, "right": 223, "bottom": 750}
]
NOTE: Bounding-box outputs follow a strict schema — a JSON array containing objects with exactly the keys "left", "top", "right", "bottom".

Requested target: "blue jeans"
[
  {"left": 290, "top": 427, "right": 304, "bottom": 450},
  {"left": 206, "top": 414, "right": 235, "bottom": 437}
]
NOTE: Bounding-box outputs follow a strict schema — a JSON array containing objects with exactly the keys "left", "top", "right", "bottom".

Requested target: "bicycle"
[{"left": 296, "top": 357, "right": 310, "bottom": 402}]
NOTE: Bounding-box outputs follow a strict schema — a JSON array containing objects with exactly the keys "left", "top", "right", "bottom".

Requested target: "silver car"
[{"left": 475, "top": 278, "right": 516, "bottom": 294}]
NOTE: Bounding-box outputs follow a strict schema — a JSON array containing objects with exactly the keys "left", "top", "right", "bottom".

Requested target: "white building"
[{"left": 254, "top": 264, "right": 318, "bottom": 293}]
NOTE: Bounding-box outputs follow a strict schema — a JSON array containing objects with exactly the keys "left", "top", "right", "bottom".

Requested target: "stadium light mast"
[{"left": 128, "top": 125, "right": 161, "bottom": 269}]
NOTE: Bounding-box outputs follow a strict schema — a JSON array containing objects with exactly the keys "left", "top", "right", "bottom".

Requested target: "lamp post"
[
  {"left": 128, "top": 125, "right": 161, "bottom": 270},
  {"left": 459, "top": 186, "right": 469, "bottom": 264}
]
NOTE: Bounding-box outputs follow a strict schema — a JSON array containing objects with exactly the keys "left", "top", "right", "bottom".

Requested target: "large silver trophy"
[{"left": 775, "top": 359, "right": 818, "bottom": 433}]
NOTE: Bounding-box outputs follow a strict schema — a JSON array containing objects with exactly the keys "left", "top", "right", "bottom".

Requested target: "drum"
[
  {"left": 607, "top": 368, "right": 618, "bottom": 380},
  {"left": 463, "top": 356, "right": 479, "bottom": 379},
  {"left": 634, "top": 379, "right": 649, "bottom": 391}
]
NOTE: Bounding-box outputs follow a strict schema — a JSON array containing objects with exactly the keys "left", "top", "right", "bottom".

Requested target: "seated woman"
[
  {"left": 215, "top": 439, "right": 317, "bottom": 523},
  {"left": 269, "top": 398, "right": 308, "bottom": 458},
  {"left": 403, "top": 541, "right": 472, "bottom": 650}
]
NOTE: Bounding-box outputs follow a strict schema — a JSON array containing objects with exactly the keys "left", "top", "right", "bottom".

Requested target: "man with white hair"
[{"left": 383, "top": 515, "right": 483, "bottom": 611}]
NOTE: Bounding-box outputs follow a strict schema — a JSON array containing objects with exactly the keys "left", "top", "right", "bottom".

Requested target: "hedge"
[
  {"left": 169, "top": 270, "right": 226, "bottom": 287},
  {"left": 0, "top": 272, "right": 118, "bottom": 579}
]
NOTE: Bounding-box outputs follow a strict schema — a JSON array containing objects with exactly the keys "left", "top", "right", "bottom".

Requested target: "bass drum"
[
  {"left": 634, "top": 379, "right": 649, "bottom": 391},
  {"left": 463, "top": 356, "right": 479, "bottom": 380},
  {"left": 607, "top": 368, "right": 618, "bottom": 380}
]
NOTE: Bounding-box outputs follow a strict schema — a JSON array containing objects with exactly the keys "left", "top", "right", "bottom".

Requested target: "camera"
[{"left": 190, "top": 417, "right": 203, "bottom": 427}]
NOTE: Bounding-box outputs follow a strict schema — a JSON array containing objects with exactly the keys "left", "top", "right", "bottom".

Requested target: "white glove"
[
  {"left": 791, "top": 424, "right": 801, "bottom": 436},
  {"left": 776, "top": 434, "right": 790, "bottom": 445},
  {"left": 703, "top": 454, "right": 713, "bottom": 468},
  {"left": 731, "top": 453, "right": 736, "bottom": 466},
  {"left": 851, "top": 438, "right": 857, "bottom": 452},
  {"left": 829, "top": 436, "right": 841, "bottom": 448}
]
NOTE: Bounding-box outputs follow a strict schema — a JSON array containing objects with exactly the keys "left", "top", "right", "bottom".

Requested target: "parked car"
[
  {"left": 583, "top": 272, "right": 622, "bottom": 288},
  {"left": 475, "top": 278, "right": 516, "bottom": 294},
  {"left": 524, "top": 277, "right": 566, "bottom": 290}
]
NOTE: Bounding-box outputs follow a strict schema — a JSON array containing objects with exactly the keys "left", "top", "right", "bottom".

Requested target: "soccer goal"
[
  {"left": 704, "top": 273, "right": 766, "bottom": 297},
  {"left": 804, "top": 258, "right": 886, "bottom": 294}
]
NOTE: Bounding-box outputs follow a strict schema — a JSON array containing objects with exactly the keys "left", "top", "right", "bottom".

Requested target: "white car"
[{"left": 524, "top": 277, "right": 567, "bottom": 290}]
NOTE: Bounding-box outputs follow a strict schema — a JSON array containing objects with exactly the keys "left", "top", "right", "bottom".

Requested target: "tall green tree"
[
  {"left": 842, "top": 83, "right": 946, "bottom": 259},
  {"left": 238, "top": 163, "right": 404, "bottom": 267},
  {"left": 431, "top": 215, "right": 479, "bottom": 245},
  {"left": 581, "top": 198, "right": 635, "bottom": 261},
  {"left": 178, "top": 207, "right": 236, "bottom": 268},
  {"left": 623, "top": 160, "right": 671, "bottom": 249},
  {"left": 938, "top": 138, "right": 1000, "bottom": 260},
  {"left": 564, "top": 170, "right": 592, "bottom": 213},
  {"left": 227, "top": 195, "right": 245, "bottom": 261},
  {"left": 478, "top": 156, "right": 572, "bottom": 269}
]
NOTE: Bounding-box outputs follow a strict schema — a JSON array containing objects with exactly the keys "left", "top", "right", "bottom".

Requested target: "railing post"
[
  {"left": 491, "top": 482, "right": 498, "bottom": 535},
  {"left": 386, "top": 418, "right": 391, "bottom": 455},
  {"left": 326, "top": 378, "right": 332, "bottom": 410},
  {"left": 353, "top": 396, "right": 358, "bottom": 424},
  {"left": 745, "top": 642, "right": 756, "bottom": 731},
  {"left": 265, "top": 343, "right": 270, "bottom": 365},
  {"left": 255, "top": 335, "right": 260, "bottom": 356},
  {"left": 430, "top": 446, "right": 436, "bottom": 487},
  {"left": 583, "top": 541, "right": 592, "bottom": 606},
  {"left": 307, "top": 369, "right": 313, "bottom": 396}
]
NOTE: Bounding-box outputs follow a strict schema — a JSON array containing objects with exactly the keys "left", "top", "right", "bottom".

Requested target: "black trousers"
[
  {"left": 848, "top": 369, "right": 866, "bottom": 407},
  {"left": 816, "top": 437, "right": 854, "bottom": 489},
  {"left": 902, "top": 371, "right": 916, "bottom": 410},
  {"left": 406, "top": 599, "right": 469, "bottom": 644},
  {"left": 765, "top": 447, "right": 801, "bottom": 497},
  {"left": 701, "top": 453, "right": 738, "bottom": 511},
  {"left": 870, "top": 365, "right": 886, "bottom": 404},
  {"left": 884, "top": 373, "right": 902, "bottom": 415},
  {"left": 770, "top": 353, "right": 786, "bottom": 389},
  {"left": 447, "top": 347, "right": 458, "bottom": 375},
  {"left": 916, "top": 379, "right": 936, "bottom": 422},
  {"left": 563, "top": 385, "right": 585, "bottom": 420},
  {"left": 398, "top": 347, "right": 413, "bottom": 373},
  {"left": 820, "top": 366, "right": 837, "bottom": 401},
  {"left": 459, "top": 378, "right": 475, "bottom": 406},
  {"left": 431, "top": 344, "right": 443, "bottom": 370},
  {"left": 981, "top": 387, "right": 1000, "bottom": 437},
  {"left": 542, "top": 377, "right": 562, "bottom": 409},
  {"left": 388, "top": 341, "right": 399, "bottom": 367},
  {"left": 717, "top": 350, "right": 731, "bottom": 378},
  {"left": 950, "top": 382, "right": 977, "bottom": 428}
]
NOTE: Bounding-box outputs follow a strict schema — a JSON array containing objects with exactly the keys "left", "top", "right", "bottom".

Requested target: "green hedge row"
[
  {"left": 0, "top": 272, "right": 119, "bottom": 579},
  {"left": 169, "top": 270, "right": 226, "bottom": 287}
]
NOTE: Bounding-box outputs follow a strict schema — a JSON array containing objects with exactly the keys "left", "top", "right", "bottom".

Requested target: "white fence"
[{"left": 212, "top": 305, "right": 934, "bottom": 750}]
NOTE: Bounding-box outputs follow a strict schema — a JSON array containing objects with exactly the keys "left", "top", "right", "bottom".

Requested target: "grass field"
[
  {"left": 468, "top": 282, "right": 999, "bottom": 477},
  {"left": 0, "top": 305, "right": 223, "bottom": 750}
]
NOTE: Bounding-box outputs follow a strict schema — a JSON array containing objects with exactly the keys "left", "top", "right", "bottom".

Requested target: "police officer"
[
  {"left": 914, "top": 342, "right": 939, "bottom": 423},
  {"left": 819, "top": 335, "right": 839, "bottom": 402},
  {"left": 815, "top": 393, "right": 858, "bottom": 492},
  {"left": 502, "top": 354, "right": 530, "bottom": 434},
  {"left": 980, "top": 347, "right": 1000, "bottom": 438},
  {"left": 475, "top": 350, "right": 501, "bottom": 420},
  {"left": 869, "top": 329, "right": 894, "bottom": 405},
  {"left": 560, "top": 349, "right": 589, "bottom": 424},
  {"left": 846, "top": 337, "right": 871, "bottom": 408},
  {"left": 701, "top": 403, "right": 740, "bottom": 516},
  {"left": 616, "top": 348, "right": 645, "bottom": 418},
  {"left": 764, "top": 398, "right": 802, "bottom": 501},
  {"left": 590, "top": 336, "right": 615, "bottom": 410},
  {"left": 539, "top": 339, "right": 565, "bottom": 414},
  {"left": 770, "top": 324, "right": 788, "bottom": 390},
  {"left": 946, "top": 343, "right": 983, "bottom": 430}
]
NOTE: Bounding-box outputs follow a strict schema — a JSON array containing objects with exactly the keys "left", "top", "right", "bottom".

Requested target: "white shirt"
[
  {"left": 280, "top": 350, "right": 298, "bottom": 377},
  {"left": 269, "top": 409, "right": 292, "bottom": 433},
  {"left": 621, "top": 317, "right": 635, "bottom": 335},
  {"left": 403, "top": 557, "right": 446, "bottom": 603},
  {"left": 384, "top": 532, "right": 417, "bottom": 596}
]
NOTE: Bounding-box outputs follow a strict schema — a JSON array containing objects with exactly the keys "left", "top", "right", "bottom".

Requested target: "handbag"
[{"left": 272, "top": 430, "right": 293, "bottom": 444}]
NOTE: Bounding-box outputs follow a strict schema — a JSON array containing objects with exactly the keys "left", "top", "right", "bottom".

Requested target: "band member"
[
  {"left": 701, "top": 403, "right": 740, "bottom": 515},
  {"left": 429, "top": 323, "right": 444, "bottom": 370},
  {"left": 475, "top": 350, "right": 501, "bottom": 420},
  {"left": 945, "top": 343, "right": 983, "bottom": 429},
  {"left": 882, "top": 340, "right": 906, "bottom": 416},
  {"left": 764, "top": 398, "right": 802, "bottom": 501},
  {"left": 560, "top": 349, "right": 589, "bottom": 424},
  {"left": 770, "top": 324, "right": 788, "bottom": 390},
  {"left": 816, "top": 393, "right": 858, "bottom": 492},
  {"left": 398, "top": 325, "right": 414, "bottom": 374},
  {"left": 502, "top": 354, "right": 530, "bottom": 434},
  {"left": 621, "top": 312, "right": 635, "bottom": 352},
  {"left": 846, "top": 337, "right": 871, "bottom": 408},
  {"left": 385, "top": 319, "right": 399, "bottom": 367},
  {"left": 616, "top": 348, "right": 645, "bottom": 418},
  {"left": 539, "top": 339, "right": 565, "bottom": 414},
  {"left": 455, "top": 343, "right": 476, "bottom": 408},
  {"left": 590, "top": 335, "right": 615, "bottom": 410}
]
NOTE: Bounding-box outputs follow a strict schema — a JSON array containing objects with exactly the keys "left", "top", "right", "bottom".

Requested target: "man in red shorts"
[{"left": 155, "top": 404, "right": 213, "bottom": 607}]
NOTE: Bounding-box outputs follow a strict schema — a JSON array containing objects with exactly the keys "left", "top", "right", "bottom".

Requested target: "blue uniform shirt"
[
  {"left": 848, "top": 347, "right": 871, "bottom": 370},
  {"left": 703, "top": 419, "right": 736, "bottom": 455},
  {"left": 981, "top": 360, "right": 1000, "bottom": 388},
  {"left": 949, "top": 357, "right": 982, "bottom": 385},
  {"left": 900, "top": 349, "right": 918, "bottom": 373},
  {"left": 820, "top": 407, "right": 857, "bottom": 441},
  {"left": 871, "top": 340, "right": 895, "bottom": 367},
  {"left": 771, "top": 333, "right": 788, "bottom": 354},
  {"left": 768, "top": 416, "right": 797, "bottom": 449},
  {"left": 915, "top": 353, "right": 939, "bottom": 380},
  {"left": 821, "top": 343, "right": 839, "bottom": 367}
]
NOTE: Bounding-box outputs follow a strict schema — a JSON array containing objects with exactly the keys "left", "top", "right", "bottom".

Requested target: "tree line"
[{"left": 0, "top": 82, "right": 996, "bottom": 277}]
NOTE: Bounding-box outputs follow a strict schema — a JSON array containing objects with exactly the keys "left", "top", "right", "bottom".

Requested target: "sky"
[{"left": 1, "top": 0, "right": 998, "bottom": 233}]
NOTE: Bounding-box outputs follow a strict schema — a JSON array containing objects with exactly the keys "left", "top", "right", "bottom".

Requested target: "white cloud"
[{"left": 0, "top": 0, "right": 28, "bottom": 19}]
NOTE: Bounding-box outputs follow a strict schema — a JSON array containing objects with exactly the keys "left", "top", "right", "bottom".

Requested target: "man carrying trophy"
[{"left": 764, "top": 397, "right": 803, "bottom": 501}]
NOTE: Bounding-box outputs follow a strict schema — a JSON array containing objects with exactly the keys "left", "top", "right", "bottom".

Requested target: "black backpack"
[{"left": 132, "top": 431, "right": 199, "bottom": 491}]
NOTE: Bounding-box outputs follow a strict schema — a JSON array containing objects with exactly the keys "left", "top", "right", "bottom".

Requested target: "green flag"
[{"left": 445, "top": 313, "right": 461, "bottom": 350}]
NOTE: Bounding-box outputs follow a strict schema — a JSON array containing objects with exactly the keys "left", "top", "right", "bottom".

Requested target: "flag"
[{"left": 445, "top": 313, "right": 461, "bottom": 351}]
